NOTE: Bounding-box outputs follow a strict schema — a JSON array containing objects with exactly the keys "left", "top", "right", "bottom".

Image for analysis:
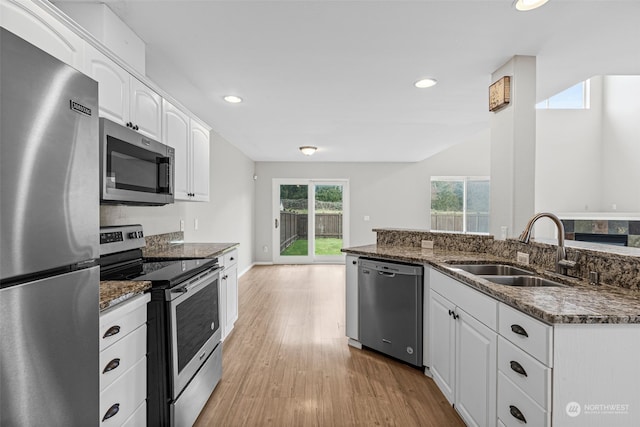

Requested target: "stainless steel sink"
[
  {"left": 479, "top": 275, "right": 567, "bottom": 287},
  {"left": 446, "top": 264, "right": 534, "bottom": 276}
]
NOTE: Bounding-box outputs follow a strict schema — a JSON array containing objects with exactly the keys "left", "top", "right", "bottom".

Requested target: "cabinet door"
[
  {"left": 130, "top": 77, "right": 162, "bottom": 140},
  {"left": 162, "top": 99, "right": 190, "bottom": 200},
  {"left": 219, "top": 268, "right": 228, "bottom": 340},
  {"left": 430, "top": 291, "right": 456, "bottom": 404},
  {"left": 1, "top": 0, "right": 84, "bottom": 69},
  {"left": 84, "top": 44, "right": 130, "bottom": 124},
  {"left": 190, "top": 119, "right": 210, "bottom": 201},
  {"left": 455, "top": 307, "right": 497, "bottom": 427},
  {"left": 225, "top": 265, "right": 238, "bottom": 328},
  {"left": 345, "top": 255, "right": 359, "bottom": 340}
]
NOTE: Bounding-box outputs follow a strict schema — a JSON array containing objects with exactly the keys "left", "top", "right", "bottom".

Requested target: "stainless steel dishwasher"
[{"left": 358, "top": 258, "right": 423, "bottom": 367}]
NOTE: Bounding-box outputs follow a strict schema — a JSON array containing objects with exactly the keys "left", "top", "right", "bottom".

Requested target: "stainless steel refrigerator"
[{"left": 0, "top": 28, "right": 100, "bottom": 426}]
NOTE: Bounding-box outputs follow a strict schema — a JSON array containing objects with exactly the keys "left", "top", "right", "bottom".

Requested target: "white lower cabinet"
[
  {"left": 220, "top": 248, "right": 239, "bottom": 339},
  {"left": 497, "top": 303, "right": 552, "bottom": 427},
  {"left": 429, "top": 268, "right": 497, "bottom": 427},
  {"left": 99, "top": 294, "right": 149, "bottom": 426},
  {"left": 455, "top": 308, "right": 497, "bottom": 427}
]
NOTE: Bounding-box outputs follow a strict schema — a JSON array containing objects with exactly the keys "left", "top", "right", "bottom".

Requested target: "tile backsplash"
[{"left": 562, "top": 219, "right": 640, "bottom": 248}]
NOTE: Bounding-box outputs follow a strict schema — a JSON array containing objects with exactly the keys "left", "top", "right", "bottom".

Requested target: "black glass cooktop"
[{"left": 101, "top": 257, "right": 218, "bottom": 288}]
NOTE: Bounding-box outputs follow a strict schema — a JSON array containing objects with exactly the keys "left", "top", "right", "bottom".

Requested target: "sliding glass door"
[{"left": 273, "top": 179, "right": 348, "bottom": 264}]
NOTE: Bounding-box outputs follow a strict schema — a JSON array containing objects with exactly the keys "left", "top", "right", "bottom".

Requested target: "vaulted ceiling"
[{"left": 59, "top": 0, "right": 640, "bottom": 162}]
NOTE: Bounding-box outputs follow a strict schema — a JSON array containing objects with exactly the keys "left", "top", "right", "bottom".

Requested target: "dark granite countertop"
[
  {"left": 100, "top": 243, "right": 238, "bottom": 311},
  {"left": 100, "top": 281, "right": 151, "bottom": 311},
  {"left": 343, "top": 244, "right": 640, "bottom": 325},
  {"left": 142, "top": 242, "right": 238, "bottom": 259}
]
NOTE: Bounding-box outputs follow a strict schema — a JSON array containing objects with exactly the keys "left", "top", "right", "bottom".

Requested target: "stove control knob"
[{"left": 128, "top": 232, "right": 137, "bottom": 239}]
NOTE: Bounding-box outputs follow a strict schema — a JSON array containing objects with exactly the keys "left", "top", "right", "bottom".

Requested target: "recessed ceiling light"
[
  {"left": 223, "top": 95, "right": 243, "bottom": 103},
  {"left": 514, "top": 0, "right": 549, "bottom": 11},
  {"left": 299, "top": 146, "right": 317, "bottom": 156},
  {"left": 414, "top": 78, "right": 437, "bottom": 89}
]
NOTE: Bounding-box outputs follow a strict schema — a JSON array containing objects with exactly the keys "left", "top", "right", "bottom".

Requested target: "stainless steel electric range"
[{"left": 99, "top": 224, "right": 222, "bottom": 426}]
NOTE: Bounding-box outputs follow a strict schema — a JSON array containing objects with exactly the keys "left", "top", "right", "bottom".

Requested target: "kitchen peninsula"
[{"left": 343, "top": 228, "right": 640, "bottom": 427}]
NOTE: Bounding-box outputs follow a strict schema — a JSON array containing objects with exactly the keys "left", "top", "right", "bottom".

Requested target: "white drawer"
[
  {"left": 223, "top": 248, "right": 238, "bottom": 268},
  {"left": 100, "top": 294, "right": 149, "bottom": 351},
  {"left": 498, "top": 336, "right": 551, "bottom": 410},
  {"left": 430, "top": 269, "right": 497, "bottom": 329},
  {"left": 498, "top": 372, "right": 549, "bottom": 427},
  {"left": 100, "top": 357, "right": 147, "bottom": 426},
  {"left": 100, "top": 325, "right": 147, "bottom": 391},
  {"left": 498, "top": 303, "right": 552, "bottom": 366},
  {"left": 122, "top": 401, "right": 146, "bottom": 427}
]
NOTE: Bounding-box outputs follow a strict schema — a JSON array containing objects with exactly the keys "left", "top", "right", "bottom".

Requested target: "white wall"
[
  {"left": 100, "top": 131, "right": 256, "bottom": 274},
  {"left": 534, "top": 75, "right": 640, "bottom": 239},
  {"left": 489, "top": 56, "right": 537, "bottom": 239},
  {"left": 535, "top": 76, "right": 604, "bottom": 214},
  {"left": 253, "top": 131, "right": 490, "bottom": 263},
  {"left": 601, "top": 75, "right": 640, "bottom": 212}
]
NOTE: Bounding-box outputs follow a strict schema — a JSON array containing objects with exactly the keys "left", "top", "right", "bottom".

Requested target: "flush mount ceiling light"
[
  {"left": 414, "top": 78, "right": 438, "bottom": 89},
  {"left": 223, "top": 95, "right": 243, "bottom": 103},
  {"left": 299, "top": 146, "right": 317, "bottom": 156},
  {"left": 514, "top": 0, "right": 549, "bottom": 11}
]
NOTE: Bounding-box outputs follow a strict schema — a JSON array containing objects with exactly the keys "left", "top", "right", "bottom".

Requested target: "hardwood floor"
[{"left": 194, "top": 264, "right": 465, "bottom": 426}]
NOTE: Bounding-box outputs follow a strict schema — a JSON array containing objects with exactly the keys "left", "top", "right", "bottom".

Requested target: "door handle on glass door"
[{"left": 275, "top": 218, "right": 279, "bottom": 228}]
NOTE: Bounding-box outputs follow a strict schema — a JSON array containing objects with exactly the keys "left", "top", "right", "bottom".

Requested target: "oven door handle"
[{"left": 168, "top": 267, "right": 221, "bottom": 299}]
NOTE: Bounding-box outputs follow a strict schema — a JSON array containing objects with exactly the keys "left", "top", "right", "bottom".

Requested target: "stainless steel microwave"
[{"left": 99, "top": 118, "right": 174, "bottom": 206}]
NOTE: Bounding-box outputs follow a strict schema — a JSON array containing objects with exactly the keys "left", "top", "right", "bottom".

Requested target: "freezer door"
[
  {"left": 0, "top": 28, "right": 99, "bottom": 280},
  {"left": 0, "top": 266, "right": 99, "bottom": 426}
]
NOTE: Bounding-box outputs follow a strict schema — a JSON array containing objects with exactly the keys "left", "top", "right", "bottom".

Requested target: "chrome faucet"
[{"left": 518, "top": 212, "right": 576, "bottom": 275}]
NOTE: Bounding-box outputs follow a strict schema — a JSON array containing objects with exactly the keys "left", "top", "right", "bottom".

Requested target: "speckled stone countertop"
[
  {"left": 99, "top": 243, "right": 237, "bottom": 311},
  {"left": 343, "top": 244, "right": 640, "bottom": 325},
  {"left": 100, "top": 281, "right": 151, "bottom": 311},
  {"left": 142, "top": 242, "right": 238, "bottom": 259}
]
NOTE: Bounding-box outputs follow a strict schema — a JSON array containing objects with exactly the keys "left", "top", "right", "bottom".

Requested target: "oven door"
[
  {"left": 167, "top": 267, "right": 221, "bottom": 398},
  {"left": 100, "top": 118, "right": 174, "bottom": 206}
]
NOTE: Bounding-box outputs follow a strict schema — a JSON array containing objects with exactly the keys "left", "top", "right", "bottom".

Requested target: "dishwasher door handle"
[{"left": 378, "top": 271, "right": 396, "bottom": 277}]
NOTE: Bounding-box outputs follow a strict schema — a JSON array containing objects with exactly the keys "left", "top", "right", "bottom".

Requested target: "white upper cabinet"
[
  {"left": 0, "top": 0, "right": 84, "bottom": 69},
  {"left": 84, "top": 44, "right": 129, "bottom": 124},
  {"left": 162, "top": 99, "right": 190, "bottom": 199},
  {"left": 130, "top": 78, "right": 162, "bottom": 140},
  {"left": 190, "top": 119, "right": 210, "bottom": 202},
  {"left": 162, "top": 100, "right": 210, "bottom": 202},
  {"left": 85, "top": 44, "right": 162, "bottom": 140}
]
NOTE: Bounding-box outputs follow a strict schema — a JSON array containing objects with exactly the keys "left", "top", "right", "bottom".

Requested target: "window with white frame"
[
  {"left": 430, "top": 177, "right": 490, "bottom": 234},
  {"left": 536, "top": 79, "right": 590, "bottom": 109}
]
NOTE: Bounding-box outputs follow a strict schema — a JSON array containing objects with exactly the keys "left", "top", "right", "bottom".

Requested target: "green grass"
[{"left": 281, "top": 238, "right": 343, "bottom": 256}]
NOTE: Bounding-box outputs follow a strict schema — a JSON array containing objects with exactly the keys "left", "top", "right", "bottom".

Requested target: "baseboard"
[{"left": 238, "top": 262, "right": 272, "bottom": 278}]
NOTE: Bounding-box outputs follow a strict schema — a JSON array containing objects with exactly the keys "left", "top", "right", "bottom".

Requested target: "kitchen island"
[{"left": 343, "top": 228, "right": 640, "bottom": 427}]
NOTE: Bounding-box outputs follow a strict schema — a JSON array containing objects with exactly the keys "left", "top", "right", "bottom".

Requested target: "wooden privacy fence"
[
  {"left": 279, "top": 212, "right": 343, "bottom": 252},
  {"left": 430, "top": 212, "right": 489, "bottom": 233}
]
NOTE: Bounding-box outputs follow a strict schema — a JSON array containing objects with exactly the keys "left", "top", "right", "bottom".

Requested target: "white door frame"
[{"left": 272, "top": 178, "right": 349, "bottom": 264}]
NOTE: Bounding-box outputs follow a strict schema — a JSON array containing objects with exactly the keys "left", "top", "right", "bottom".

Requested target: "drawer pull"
[
  {"left": 102, "top": 358, "right": 121, "bottom": 374},
  {"left": 509, "top": 405, "right": 527, "bottom": 423},
  {"left": 102, "top": 403, "right": 120, "bottom": 422},
  {"left": 103, "top": 325, "right": 121, "bottom": 339},
  {"left": 510, "top": 360, "right": 528, "bottom": 377},
  {"left": 510, "top": 324, "right": 529, "bottom": 337}
]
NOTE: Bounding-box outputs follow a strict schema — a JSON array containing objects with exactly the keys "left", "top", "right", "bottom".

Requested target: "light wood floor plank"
[{"left": 194, "top": 265, "right": 464, "bottom": 426}]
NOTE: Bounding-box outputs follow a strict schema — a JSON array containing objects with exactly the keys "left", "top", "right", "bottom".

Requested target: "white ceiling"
[{"left": 61, "top": 0, "right": 640, "bottom": 162}]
